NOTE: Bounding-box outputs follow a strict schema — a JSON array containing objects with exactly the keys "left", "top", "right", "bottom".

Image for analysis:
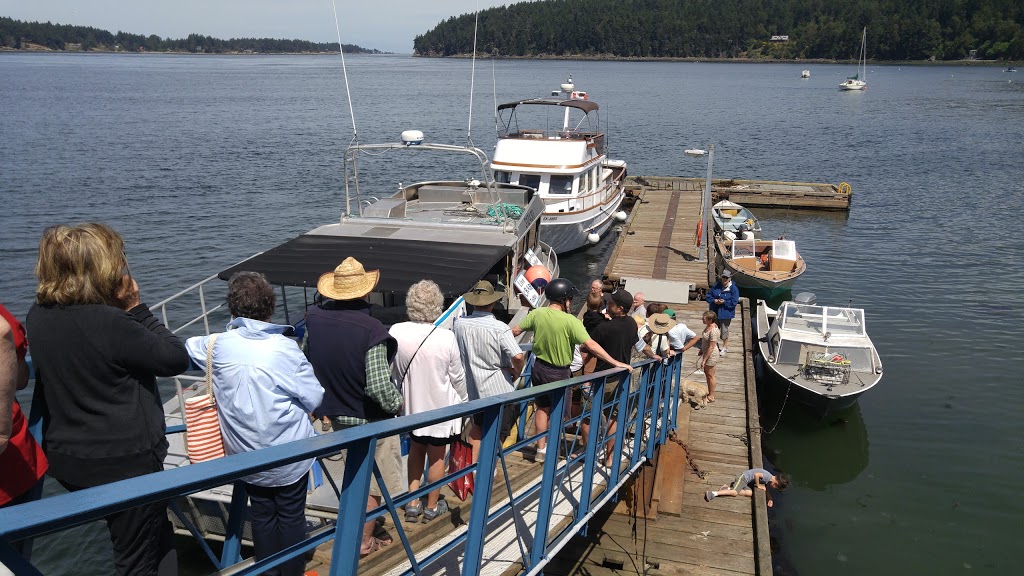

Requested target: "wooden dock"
[
  {"left": 630, "top": 175, "right": 851, "bottom": 211},
  {"left": 605, "top": 181, "right": 714, "bottom": 291}
]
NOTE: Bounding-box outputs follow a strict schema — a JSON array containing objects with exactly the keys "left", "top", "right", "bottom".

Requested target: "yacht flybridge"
[{"left": 491, "top": 77, "right": 628, "bottom": 253}]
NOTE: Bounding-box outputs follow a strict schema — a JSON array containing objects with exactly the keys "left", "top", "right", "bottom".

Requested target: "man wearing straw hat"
[
  {"left": 657, "top": 309, "right": 702, "bottom": 359},
  {"left": 306, "top": 257, "right": 401, "bottom": 556},
  {"left": 454, "top": 280, "right": 525, "bottom": 463}
]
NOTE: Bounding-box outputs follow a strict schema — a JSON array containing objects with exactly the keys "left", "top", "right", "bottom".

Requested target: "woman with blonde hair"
[
  {"left": 389, "top": 280, "right": 467, "bottom": 523},
  {"left": 698, "top": 310, "right": 721, "bottom": 403},
  {"left": 26, "top": 223, "right": 189, "bottom": 576}
]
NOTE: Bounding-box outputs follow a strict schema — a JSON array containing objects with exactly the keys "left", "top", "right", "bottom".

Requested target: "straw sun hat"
[
  {"left": 317, "top": 257, "right": 380, "bottom": 300},
  {"left": 647, "top": 313, "right": 677, "bottom": 335}
]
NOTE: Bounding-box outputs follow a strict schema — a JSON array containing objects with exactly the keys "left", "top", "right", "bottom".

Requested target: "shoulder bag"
[{"left": 184, "top": 334, "right": 226, "bottom": 463}]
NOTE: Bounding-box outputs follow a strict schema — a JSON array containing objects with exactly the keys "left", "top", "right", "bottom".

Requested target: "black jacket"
[{"left": 27, "top": 302, "right": 189, "bottom": 487}]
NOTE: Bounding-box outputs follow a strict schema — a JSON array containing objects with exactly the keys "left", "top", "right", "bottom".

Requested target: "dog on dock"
[{"left": 683, "top": 379, "right": 710, "bottom": 408}]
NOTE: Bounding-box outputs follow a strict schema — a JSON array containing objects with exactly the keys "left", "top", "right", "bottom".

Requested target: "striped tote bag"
[{"left": 184, "top": 334, "right": 226, "bottom": 463}]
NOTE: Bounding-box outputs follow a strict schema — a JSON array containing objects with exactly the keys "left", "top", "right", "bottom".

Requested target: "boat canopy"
[
  {"left": 778, "top": 302, "right": 867, "bottom": 338},
  {"left": 497, "top": 97, "right": 599, "bottom": 114},
  {"left": 218, "top": 234, "right": 511, "bottom": 297}
]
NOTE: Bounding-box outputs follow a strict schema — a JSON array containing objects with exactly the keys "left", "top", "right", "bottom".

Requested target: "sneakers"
[
  {"left": 719, "top": 347, "right": 728, "bottom": 357},
  {"left": 705, "top": 491, "right": 716, "bottom": 502},
  {"left": 405, "top": 502, "right": 422, "bottom": 523},
  {"left": 534, "top": 447, "right": 546, "bottom": 463},
  {"left": 423, "top": 498, "right": 449, "bottom": 522}
]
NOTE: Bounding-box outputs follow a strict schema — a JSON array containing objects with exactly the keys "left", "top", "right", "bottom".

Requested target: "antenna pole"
[
  {"left": 467, "top": 3, "right": 480, "bottom": 145},
  {"left": 331, "top": 0, "right": 357, "bottom": 140},
  {"left": 492, "top": 59, "right": 499, "bottom": 139}
]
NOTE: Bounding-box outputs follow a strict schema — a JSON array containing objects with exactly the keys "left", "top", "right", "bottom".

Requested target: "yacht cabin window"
[
  {"left": 494, "top": 170, "right": 511, "bottom": 184},
  {"left": 519, "top": 174, "right": 541, "bottom": 191},
  {"left": 549, "top": 175, "right": 574, "bottom": 195}
]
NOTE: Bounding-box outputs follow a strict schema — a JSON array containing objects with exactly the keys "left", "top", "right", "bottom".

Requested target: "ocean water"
[{"left": 1, "top": 53, "right": 1022, "bottom": 574}]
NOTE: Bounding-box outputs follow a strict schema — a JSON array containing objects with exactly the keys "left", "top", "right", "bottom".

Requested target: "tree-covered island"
[
  {"left": 414, "top": 0, "right": 1023, "bottom": 61},
  {"left": 0, "top": 17, "right": 383, "bottom": 54}
]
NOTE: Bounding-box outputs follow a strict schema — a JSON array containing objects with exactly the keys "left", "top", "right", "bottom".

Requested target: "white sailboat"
[{"left": 839, "top": 28, "right": 868, "bottom": 91}]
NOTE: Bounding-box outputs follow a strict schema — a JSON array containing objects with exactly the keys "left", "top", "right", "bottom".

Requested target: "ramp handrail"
[{"left": 2, "top": 356, "right": 682, "bottom": 576}]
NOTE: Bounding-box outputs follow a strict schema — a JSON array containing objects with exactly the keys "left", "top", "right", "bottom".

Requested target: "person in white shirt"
[{"left": 390, "top": 280, "right": 468, "bottom": 523}]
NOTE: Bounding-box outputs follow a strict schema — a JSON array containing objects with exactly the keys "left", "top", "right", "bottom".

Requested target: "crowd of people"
[{"left": 0, "top": 222, "right": 743, "bottom": 575}]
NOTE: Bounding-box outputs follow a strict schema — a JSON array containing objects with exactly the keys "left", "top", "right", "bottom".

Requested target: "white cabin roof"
[{"left": 491, "top": 138, "right": 599, "bottom": 173}]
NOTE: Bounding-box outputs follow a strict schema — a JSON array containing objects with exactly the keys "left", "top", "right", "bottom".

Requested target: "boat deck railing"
[{"left": 2, "top": 353, "right": 683, "bottom": 576}]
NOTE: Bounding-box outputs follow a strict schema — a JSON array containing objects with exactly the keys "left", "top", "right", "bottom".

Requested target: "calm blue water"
[{"left": 2, "top": 53, "right": 1022, "bottom": 574}]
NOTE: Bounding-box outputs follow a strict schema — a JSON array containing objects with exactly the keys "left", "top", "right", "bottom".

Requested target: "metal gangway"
[{"left": 1, "top": 275, "right": 683, "bottom": 576}]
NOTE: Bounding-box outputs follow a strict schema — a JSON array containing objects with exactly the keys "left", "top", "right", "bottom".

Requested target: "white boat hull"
[
  {"left": 839, "top": 81, "right": 866, "bottom": 90},
  {"left": 540, "top": 184, "right": 626, "bottom": 253}
]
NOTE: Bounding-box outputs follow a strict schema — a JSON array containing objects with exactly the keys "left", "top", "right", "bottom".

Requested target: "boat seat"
[
  {"left": 770, "top": 257, "right": 796, "bottom": 272},
  {"left": 362, "top": 198, "right": 406, "bottom": 218}
]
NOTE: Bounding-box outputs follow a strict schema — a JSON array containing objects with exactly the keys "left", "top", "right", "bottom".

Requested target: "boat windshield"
[
  {"left": 778, "top": 302, "right": 866, "bottom": 337},
  {"left": 773, "top": 240, "right": 797, "bottom": 259},
  {"left": 731, "top": 238, "right": 757, "bottom": 258}
]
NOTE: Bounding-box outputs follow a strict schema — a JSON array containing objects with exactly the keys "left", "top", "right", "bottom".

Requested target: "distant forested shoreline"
[
  {"left": 414, "top": 0, "right": 1024, "bottom": 61},
  {"left": 0, "top": 17, "right": 383, "bottom": 54}
]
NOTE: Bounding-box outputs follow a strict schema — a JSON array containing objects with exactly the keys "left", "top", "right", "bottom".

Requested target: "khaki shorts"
[{"left": 326, "top": 420, "right": 404, "bottom": 498}]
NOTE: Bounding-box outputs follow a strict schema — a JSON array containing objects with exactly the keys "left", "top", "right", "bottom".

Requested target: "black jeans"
[
  {"left": 57, "top": 479, "right": 177, "bottom": 576},
  {"left": 244, "top": 476, "right": 308, "bottom": 576}
]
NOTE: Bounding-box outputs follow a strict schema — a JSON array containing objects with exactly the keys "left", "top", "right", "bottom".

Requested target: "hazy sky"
[{"left": 0, "top": 0, "right": 518, "bottom": 53}]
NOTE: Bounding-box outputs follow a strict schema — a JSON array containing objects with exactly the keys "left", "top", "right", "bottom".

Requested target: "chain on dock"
[{"left": 668, "top": 432, "right": 707, "bottom": 480}]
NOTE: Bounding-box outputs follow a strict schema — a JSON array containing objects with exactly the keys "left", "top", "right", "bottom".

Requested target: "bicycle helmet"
[{"left": 544, "top": 278, "right": 578, "bottom": 304}]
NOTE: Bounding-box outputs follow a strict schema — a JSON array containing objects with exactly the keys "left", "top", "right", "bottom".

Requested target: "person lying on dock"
[{"left": 705, "top": 468, "right": 790, "bottom": 507}]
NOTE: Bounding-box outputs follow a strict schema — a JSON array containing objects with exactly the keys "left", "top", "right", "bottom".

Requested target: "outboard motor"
[{"left": 737, "top": 223, "right": 754, "bottom": 241}]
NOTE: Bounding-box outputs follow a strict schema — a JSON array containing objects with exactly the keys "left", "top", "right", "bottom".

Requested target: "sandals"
[
  {"left": 359, "top": 536, "right": 387, "bottom": 557},
  {"left": 422, "top": 499, "right": 449, "bottom": 522},
  {"left": 374, "top": 526, "right": 394, "bottom": 546}
]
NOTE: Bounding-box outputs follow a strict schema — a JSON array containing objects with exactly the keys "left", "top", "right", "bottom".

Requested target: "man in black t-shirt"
[{"left": 582, "top": 289, "right": 660, "bottom": 466}]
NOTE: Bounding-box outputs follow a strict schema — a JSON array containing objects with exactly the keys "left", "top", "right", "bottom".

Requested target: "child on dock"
[{"left": 705, "top": 468, "right": 790, "bottom": 507}]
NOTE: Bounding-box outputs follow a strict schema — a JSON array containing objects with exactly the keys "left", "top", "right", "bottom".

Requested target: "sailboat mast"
[{"left": 861, "top": 27, "right": 867, "bottom": 81}]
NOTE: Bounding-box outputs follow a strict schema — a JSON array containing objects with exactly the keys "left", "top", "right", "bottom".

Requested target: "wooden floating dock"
[
  {"left": 606, "top": 180, "right": 714, "bottom": 291},
  {"left": 630, "top": 175, "right": 851, "bottom": 211}
]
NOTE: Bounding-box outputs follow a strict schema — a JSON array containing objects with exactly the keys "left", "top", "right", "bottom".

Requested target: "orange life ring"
[{"left": 695, "top": 220, "right": 703, "bottom": 247}]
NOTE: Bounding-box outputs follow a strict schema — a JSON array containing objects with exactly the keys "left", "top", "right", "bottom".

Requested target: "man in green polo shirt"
[{"left": 512, "top": 278, "right": 630, "bottom": 462}]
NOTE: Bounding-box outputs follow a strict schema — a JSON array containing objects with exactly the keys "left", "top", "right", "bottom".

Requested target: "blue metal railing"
[{"left": 1, "top": 355, "right": 682, "bottom": 576}]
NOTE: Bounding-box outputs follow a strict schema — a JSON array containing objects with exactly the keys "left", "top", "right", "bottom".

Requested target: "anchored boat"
[
  {"left": 839, "top": 28, "right": 868, "bottom": 91},
  {"left": 715, "top": 236, "right": 805, "bottom": 296},
  {"left": 756, "top": 293, "right": 883, "bottom": 415},
  {"left": 711, "top": 199, "right": 762, "bottom": 239},
  {"left": 491, "top": 76, "right": 628, "bottom": 253}
]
